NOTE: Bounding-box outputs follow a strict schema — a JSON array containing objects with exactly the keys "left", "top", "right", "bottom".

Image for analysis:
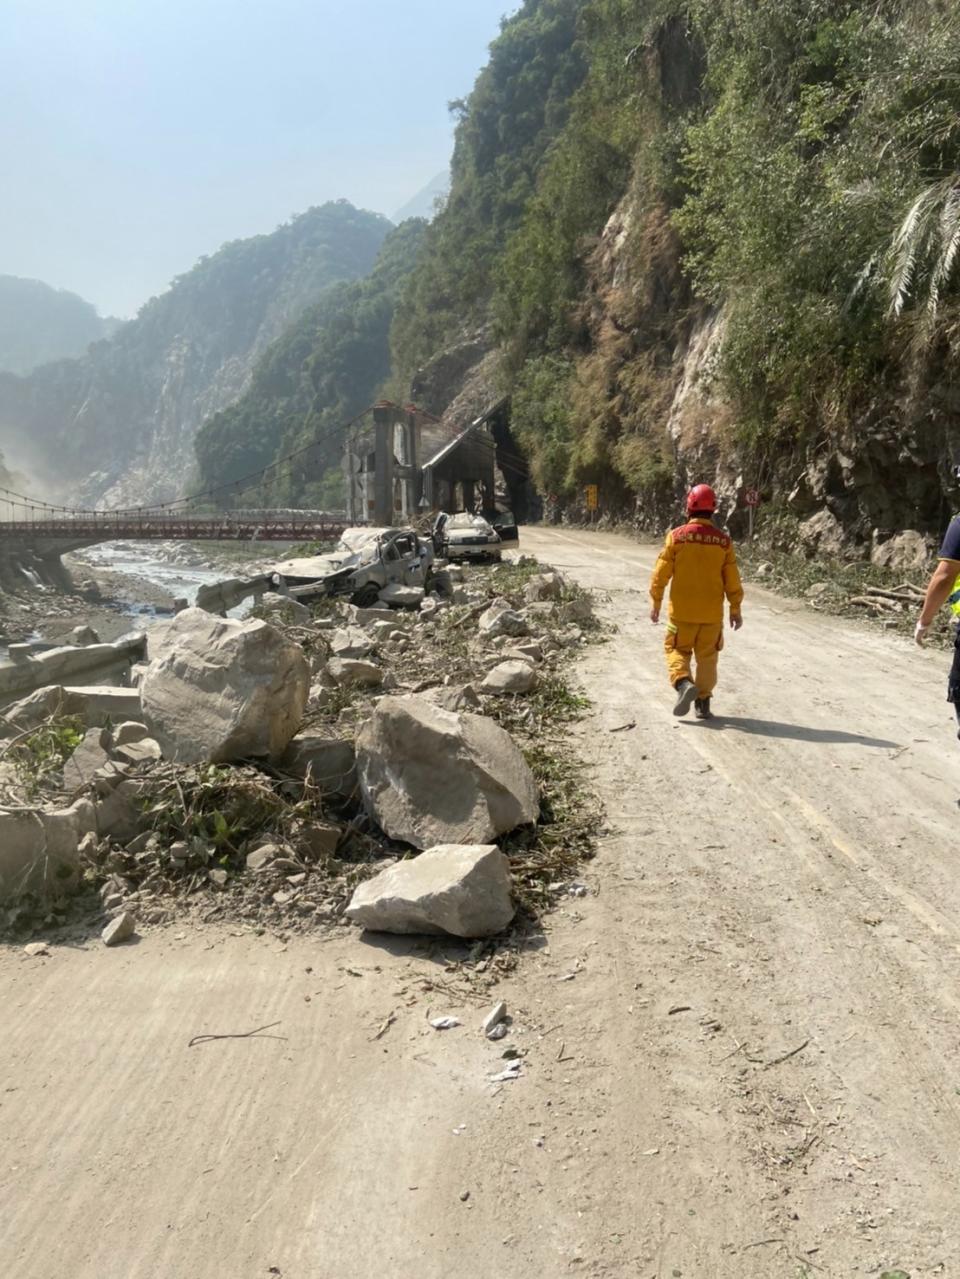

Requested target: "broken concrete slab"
[
  {"left": 0, "top": 798, "right": 96, "bottom": 902},
  {"left": 345, "top": 844, "right": 515, "bottom": 938},
  {"left": 481, "top": 660, "right": 539, "bottom": 695},
  {"left": 0, "top": 685, "right": 142, "bottom": 736},
  {"left": 0, "top": 635, "right": 147, "bottom": 708},
  {"left": 357, "top": 695, "right": 539, "bottom": 849},
  {"left": 140, "top": 608, "right": 309, "bottom": 764}
]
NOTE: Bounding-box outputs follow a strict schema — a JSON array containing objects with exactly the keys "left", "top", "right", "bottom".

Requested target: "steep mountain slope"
[
  {"left": 389, "top": 0, "right": 960, "bottom": 558},
  {"left": 0, "top": 202, "right": 390, "bottom": 506},
  {"left": 391, "top": 173, "right": 449, "bottom": 224},
  {"left": 0, "top": 276, "right": 120, "bottom": 375},
  {"left": 193, "top": 219, "right": 427, "bottom": 509}
]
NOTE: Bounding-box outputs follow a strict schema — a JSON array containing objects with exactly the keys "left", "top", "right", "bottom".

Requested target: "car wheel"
[{"left": 352, "top": 583, "right": 380, "bottom": 608}]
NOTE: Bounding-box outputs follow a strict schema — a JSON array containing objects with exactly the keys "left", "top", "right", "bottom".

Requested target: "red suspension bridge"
[{"left": 0, "top": 511, "right": 350, "bottom": 558}]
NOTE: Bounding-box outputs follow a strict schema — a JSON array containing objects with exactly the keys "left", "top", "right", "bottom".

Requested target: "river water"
[{"left": 0, "top": 541, "right": 274, "bottom": 665}]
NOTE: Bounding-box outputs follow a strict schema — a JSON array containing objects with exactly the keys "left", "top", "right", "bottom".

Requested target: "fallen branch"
[
  {"left": 188, "top": 1021, "right": 286, "bottom": 1048},
  {"left": 865, "top": 585, "right": 922, "bottom": 602},
  {"left": 765, "top": 1037, "right": 810, "bottom": 1068},
  {"left": 848, "top": 595, "right": 898, "bottom": 613}
]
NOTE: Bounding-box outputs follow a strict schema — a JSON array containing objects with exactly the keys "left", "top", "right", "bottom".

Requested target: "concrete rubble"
[
  {"left": 0, "top": 633, "right": 147, "bottom": 709},
  {"left": 0, "top": 684, "right": 143, "bottom": 735},
  {"left": 140, "top": 607, "right": 310, "bottom": 763},
  {"left": 0, "top": 798, "right": 96, "bottom": 899},
  {"left": 478, "top": 600, "right": 529, "bottom": 639},
  {"left": 345, "top": 844, "right": 515, "bottom": 937},
  {"left": 356, "top": 695, "right": 539, "bottom": 849},
  {"left": 1, "top": 547, "right": 597, "bottom": 945}
]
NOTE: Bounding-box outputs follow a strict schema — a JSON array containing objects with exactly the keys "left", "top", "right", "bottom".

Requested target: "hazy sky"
[{"left": 1, "top": 0, "right": 518, "bottom": 318}]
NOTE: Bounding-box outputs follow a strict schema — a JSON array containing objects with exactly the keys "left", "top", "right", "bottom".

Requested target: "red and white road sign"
[{"left": 744, "top": 488, "right": 761, "bottom": 507}]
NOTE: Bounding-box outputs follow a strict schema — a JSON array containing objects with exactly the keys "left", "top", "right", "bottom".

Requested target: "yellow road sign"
[{"left": 585, "top": 484, "right": 598, "bottom": 511}]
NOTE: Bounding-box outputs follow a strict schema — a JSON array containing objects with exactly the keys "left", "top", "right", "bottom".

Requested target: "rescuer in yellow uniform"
[{"left": 649, "top": 484, "right": 744, "bottom": 719}]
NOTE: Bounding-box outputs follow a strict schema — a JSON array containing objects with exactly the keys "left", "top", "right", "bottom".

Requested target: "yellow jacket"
[{"left": 649, "top": 518, "right": 744, "bottom": 624}]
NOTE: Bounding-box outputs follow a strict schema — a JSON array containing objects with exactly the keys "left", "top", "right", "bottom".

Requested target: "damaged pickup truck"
[{"left": 271, "top": 527, "right": 434, "bottom": 606}]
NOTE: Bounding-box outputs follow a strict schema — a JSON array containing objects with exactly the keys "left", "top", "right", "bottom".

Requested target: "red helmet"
[{"left": 686, "top": 483, "right": 717, "bottom": 514}]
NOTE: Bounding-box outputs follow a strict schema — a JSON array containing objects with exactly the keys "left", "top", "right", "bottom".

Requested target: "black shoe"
[
  {"left": 673, "top": 679, "right": 698, "bottom": 717},
  {"left": 694, "top": 697, "right": 714, "bottom": 720}
]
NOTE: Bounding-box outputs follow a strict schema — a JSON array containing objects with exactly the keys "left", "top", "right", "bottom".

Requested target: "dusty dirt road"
[{"left": 3, "top": 526, "right": 958, "bottom": 1278}]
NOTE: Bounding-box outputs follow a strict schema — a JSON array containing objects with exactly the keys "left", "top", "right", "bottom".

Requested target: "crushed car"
[
  {"left": 483, "top": 507, "right": 519, "bottom": 553},
  {"left": 432, "top": 511, "right": 502, "bottom": 563},
  {"left": 271, "top": 527, "right": 434, "bottom": 606}
]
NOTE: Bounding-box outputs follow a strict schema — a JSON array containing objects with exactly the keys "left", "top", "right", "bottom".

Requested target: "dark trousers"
[{"left": 950, "top": 628, "right": 960, "bottom": 732}]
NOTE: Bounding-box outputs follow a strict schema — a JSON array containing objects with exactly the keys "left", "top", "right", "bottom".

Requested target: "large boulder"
[
  {"left": 357, "top": 696, "right": 539, "bottom": 849},
  {"left": 870, "top": 530, "right": 931, "bottom": 575},
  {"left": 140, "top": 608, "right": 309, "bottom": 764},
  {"left": 0, "top": 798, "right": 96, "bottom": 902},
  {"left": 345, "top": 844, "right": 515, "bottom": 938},
  {"left": 481, "top": 660, "right": 539, "bottom": 695}
]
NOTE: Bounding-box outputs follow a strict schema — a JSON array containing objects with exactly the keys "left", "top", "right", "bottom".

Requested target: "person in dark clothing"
[{"left": 916, "top": 514, "right": 960, "bottom": 734}]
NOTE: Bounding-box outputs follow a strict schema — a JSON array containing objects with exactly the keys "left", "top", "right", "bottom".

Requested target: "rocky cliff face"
[
  {"left": 0, "top": 202, "right": 390, "bottom": 506},
  {"left": 581, "top": 184, "right": 952, "bottom": 565},
  {"left": 387, "top": 1, "right": 960, "bottom": 561}
]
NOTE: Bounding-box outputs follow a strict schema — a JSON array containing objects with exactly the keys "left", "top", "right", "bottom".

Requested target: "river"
[{"left": 0, "top": 540, "right": 276, "bottom": 663}]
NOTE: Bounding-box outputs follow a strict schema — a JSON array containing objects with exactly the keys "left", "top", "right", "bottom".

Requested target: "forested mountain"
[
  {"left": 0, "top": 202, "right": 390, "bottom": 505},
  {"left": 388, "top": 0, "right": 960, "bottom": 557},
  {"left": 6, "top": 0, "right": 954, "bottom": 557},
  {"left": 0, "top": 276, "right": 120, "bottom": 375},
  {"left": 194, "top": 219, "right": 427, "bottom": 509}
]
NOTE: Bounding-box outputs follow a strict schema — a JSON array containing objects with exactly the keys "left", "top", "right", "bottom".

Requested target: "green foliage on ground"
[{"left": 194, "top": 219, "right": 426, "bottom": 507}]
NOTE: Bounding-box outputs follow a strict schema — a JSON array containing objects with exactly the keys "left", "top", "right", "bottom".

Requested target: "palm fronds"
[{"left": 854, "top": 175, "right": 960, "bottom": 321}]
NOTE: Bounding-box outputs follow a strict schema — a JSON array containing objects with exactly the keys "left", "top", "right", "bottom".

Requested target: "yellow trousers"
[{"left": 665, "top": 620, "right": 723, "bottom": 696}]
